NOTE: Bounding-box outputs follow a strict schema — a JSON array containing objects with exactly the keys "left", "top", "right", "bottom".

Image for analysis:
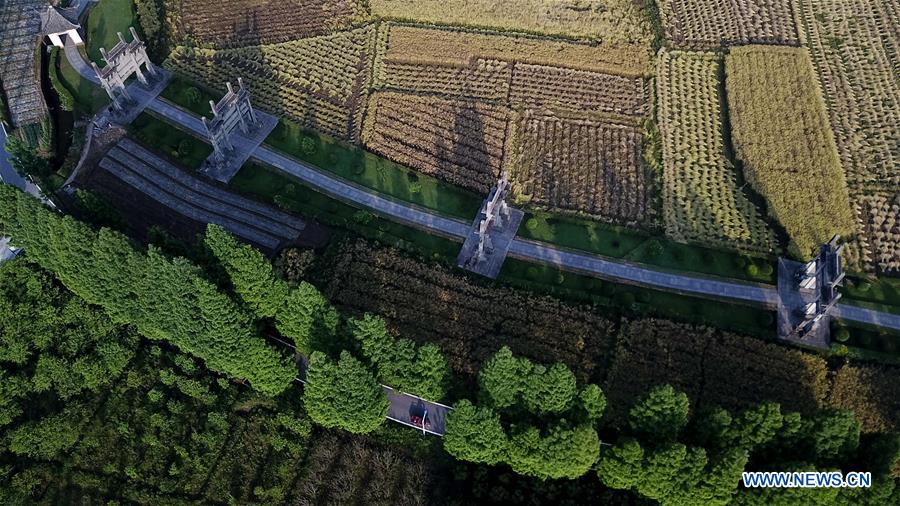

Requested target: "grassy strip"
[
  {"left": 85, "top": 0, "right": 138, "bottom": 64},
  {"left": 519, "top": 211, "right": 776, "bottom": 283},
  {"left": 128, "top": 112, "right": 212, "bottom": 170},
  {"left": 231, "top": 163, "right": 775, "bottom": 338},
  {"left": 161, "top": 77, "right": 482, "bottom": 221}
]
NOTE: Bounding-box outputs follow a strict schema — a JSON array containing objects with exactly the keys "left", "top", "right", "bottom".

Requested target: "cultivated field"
[
  {"left": 286, "top": 432, "right": 434, "bottom": 505},
  {"left": 506, "top": 111, "right": 652, "bottom": 224},
  {"left": 725, "top": 45, "right": 854, "bottom": 258},
  {"left": 324, "top": 241, "right": 616, "bottom": 382},
  {"left": 371, "top": 22, "right": 654, "bottom": 221},
  {"left": 369, "top": 0, "right": 653, "bottom": 43},
  {"left": 796, "top": 0, "right": 900, "bottom": 273},
  {"left": 657, "top": 50, "right": 774, "bottom": 252},
  {"left": 381, "top": 23, "right": 652, "bottom": 77},
  {"left": 605, "top": 319, "right": 830, "bottom": 424},
  {"left": 164, "top": 25, "right": 377, "bottom": 141},
  {"left": 362, "top": 91, "right": 509, "bottom": 194},
  {"left": 659, "top": 0, "right": 798, "bottom": 49},
  {"left": 174, "top": 0, "right": 358, "bottom": 47}
]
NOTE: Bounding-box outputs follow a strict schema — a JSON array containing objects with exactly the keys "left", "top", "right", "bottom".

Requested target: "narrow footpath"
[{"left": 60, "top": 43, "right": 900, "bottom": 334}]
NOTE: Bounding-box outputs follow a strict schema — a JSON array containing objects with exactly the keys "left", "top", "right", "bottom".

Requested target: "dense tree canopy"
[
  {"left": 443, "top": 399, "right": 508, "bottom": 465},
  {"left": 0, "top": 261, "right": 138, "bottom": 426},
  {"left": 350, "top": 313, "right": 449, "bottom": 400},
  {"left": 628, "top": 384, "right": 690, "bottom": 442},
  {"left": 303, "top": 351, "right": 389, "bottom": 434},
  {"left": 205, "top": 224, "right": 338, "bottom": 354},
  {"left": 506, "top": 423, "right": 600, "bottom": 480},
  {"left": 0, "top": 187, "right": 295, "bottom": 395}
]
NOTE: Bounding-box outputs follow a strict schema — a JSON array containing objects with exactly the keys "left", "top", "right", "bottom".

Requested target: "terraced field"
[
  {"left": 98, "top": 138, "right": 305, "bottom": 250},
  {"left": 362, "top": 91, "right": 509, "bottom": 194},
  {"left": 370, "top": 0, "right": 653, "bottom": 43},
  {"left": 657, "top": 50, "right": 774, "bottom": 252},
  {"left": 506, "top": 111, "right": 652, "bottom": 225},
  {"left": 371, "top": 22, "right": 654, "bottom": 222}
]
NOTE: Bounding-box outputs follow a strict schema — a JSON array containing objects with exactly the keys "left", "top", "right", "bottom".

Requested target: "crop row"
[
  {"left": 164, "top": 26, "right": 376, "bottom": 141},
  {"left": 324, "top": 241, "right": 615, "bottom": 382},
  {"left": 362, "top": 91, "right": 509, "bottom": 194},
  {"left": 725, "top": 45, "right": 855, "bottom": 258},
  {"left": 660, "top": 0, "right": 798, "bottom": 49},
  {"left": 506, "top": 110, "right": 652, "bottom": 226},
  {"left": 383, "top": 23, "right": 652, "bottom": 77},
  {"left": 856, "top": 193, "right": 900, "bottom": 273},
  {"left": 656, "top": 50, "right": 774, "bottom": 252},
  {"left": 796, "top": 0, "right": 900, "bottom": 273},
  {"left": 370, "top": 0, "right": 653, "bottom": 44},
  {"left": 174, "top": 0, "right": 357, "bottom": 47}
]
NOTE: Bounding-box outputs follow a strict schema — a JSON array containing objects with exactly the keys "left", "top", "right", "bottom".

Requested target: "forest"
[{"left": 1, "top": 185, "right": 898, "bottom": 504}]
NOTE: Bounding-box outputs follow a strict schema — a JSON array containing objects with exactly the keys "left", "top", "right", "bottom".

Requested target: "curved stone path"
[{"left": 61, "top": 43, "right": 900, "bottom": 333}]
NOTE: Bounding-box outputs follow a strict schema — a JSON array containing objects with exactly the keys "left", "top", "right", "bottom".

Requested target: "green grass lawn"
[
  {"left": 843, "top": 276, "right": 900, "bottom": 313},
  {"left": 519, "top": 211, "right": 777, "bottom": 283},
  {"left": 160, "top": 77, "right": 221, "bottom": 117},
  {"left": 85, "top": 0, "right": 138, "bottom": 64},
  {"left": 128, "top": 113, "right": 212, "bottom": 170}
]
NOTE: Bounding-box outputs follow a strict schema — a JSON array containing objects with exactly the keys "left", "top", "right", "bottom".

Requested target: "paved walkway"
[{"left": 61, "top": 45, "right": 900, "bottom": 333}]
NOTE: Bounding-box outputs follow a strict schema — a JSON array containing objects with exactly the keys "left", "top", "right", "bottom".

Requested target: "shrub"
[{"left": 834, "top": 328, "right": 850, "bottom": 343}]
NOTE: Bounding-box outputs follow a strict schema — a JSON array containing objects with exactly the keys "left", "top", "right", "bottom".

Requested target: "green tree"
[
  {"left": 205, "top": 224, "right": 288, "bottom": 318},
  {"left": 0, "top": 187, "right": 296, "bottom": 396},
  {"left": 6, "top": 135, "right": 51, "bottom": 179},
  {"left": 478, "top": 346, "right": 530, "bottom": 409},
  {"left": 809, "top": 409, "right": 860, "bottom": 463},
  {"left": 628, "top": 384, "right": 690, "bottom": 442},
  {"left": 443, "top": 399, "right": 508, "bottom": 465},
  {"left": 206, "top": 225, "right": 338, "bottom": 353},
  {"left": 303, "top": 351, "right": 388, "bottom": 434},
  {"left": 723, "top": 402, "right": 783, "bottom": 449},
  {"left": 579, "top": 384, "right": 607, "bottom": 422},
  {"left": 8, "top": 406, "right": 86, "bottom": 459},
  {"left": 506, "top": 423, "right": 600, "bottom": 480},
  {"left": 521, "top": 362, "right": 577, "bottom": 415},
  {"left": 350, "top": 314, "right": 449, "bottom": 400},
  {"left": 597, "top": 438, "right": 645, "bottom": 489}
]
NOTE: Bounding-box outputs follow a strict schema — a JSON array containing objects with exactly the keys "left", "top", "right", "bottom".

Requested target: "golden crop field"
[
  {"left": 506, "top": 110, "right": 652, "bottom": 225},
  {"left": 725, "top": 46, "right": 855, "bottom": 258},
  {"left": 659, "top": 0, "right": 798, "bottom": 49},
  {"left": 796, "top": 0, "right": 900, "bottom": 273},
  {"left": 164, "top": 25, "right": 377, "bottom": 141},
  {"left": 174, "top": 0, "right": 359, "bottom": 47},
  {"left": 657, "top": 50, "right": 774, "bottom": 252},
  {"left": 383, "top": 23, "right": 652, "bottom": 77},
  {"left": 369, "top": 0, "right": 653, "bottom": 43},
  {"left": 362, "top": 91, "right": 510, "bottom": 194}
]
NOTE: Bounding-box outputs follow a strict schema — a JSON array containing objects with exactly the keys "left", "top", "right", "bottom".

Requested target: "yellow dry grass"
[{"left": 370, "top": 0, "right": 652, "bottom": 43}]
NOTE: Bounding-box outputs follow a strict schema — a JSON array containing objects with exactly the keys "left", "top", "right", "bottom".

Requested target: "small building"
[
  {"left": 41, "top": 6, "right": 83, "bottom": 48},
  {"left": 0, "top": 237, "right": 21, "bottom": 265}
]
